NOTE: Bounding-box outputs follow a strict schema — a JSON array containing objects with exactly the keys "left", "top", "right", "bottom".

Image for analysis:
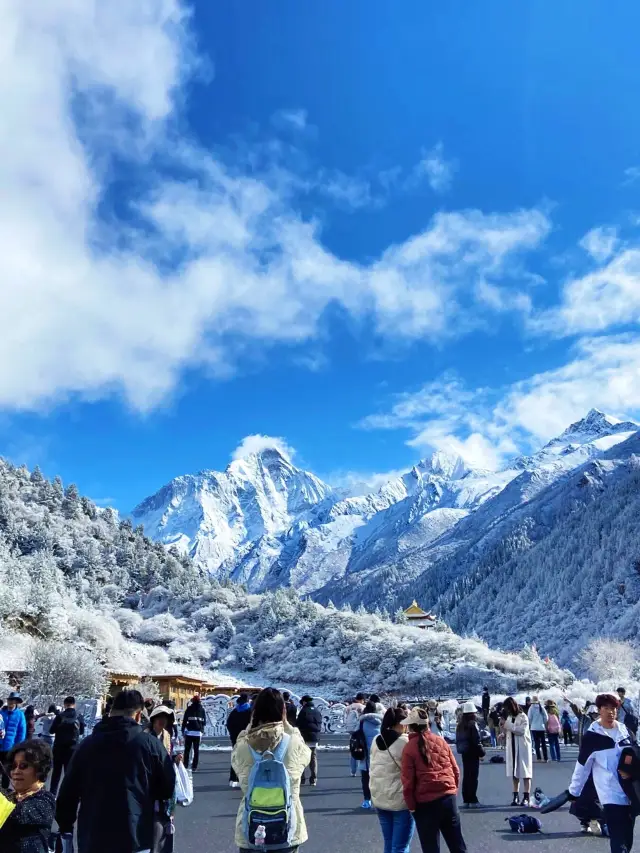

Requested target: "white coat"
[
  {"left": 504, "top": 712, "right": 533, "bottom": 780},
  {"left": 369, "top": 732, "right": 409, "bottom": 811}
]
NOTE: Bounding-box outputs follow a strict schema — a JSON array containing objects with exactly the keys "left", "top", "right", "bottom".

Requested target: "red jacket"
[{"left": 401, "top": 731, "right": 460, "bottom": 810}]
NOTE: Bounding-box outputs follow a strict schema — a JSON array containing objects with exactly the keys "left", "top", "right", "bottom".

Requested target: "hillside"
[{"left": 0, "top": 457, "right": 571, "bottom": 696}]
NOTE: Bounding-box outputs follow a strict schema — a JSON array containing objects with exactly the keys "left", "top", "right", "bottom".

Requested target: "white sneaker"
[{"left": 232, "top": 781, "right": 240, "bottom": 789}]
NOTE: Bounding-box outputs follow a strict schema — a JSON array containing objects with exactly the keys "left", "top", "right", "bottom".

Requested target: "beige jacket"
[
  {"left": 231, "top": 720, "right": 311, "bottom": 848},
  {"left": 504, "top": 712, "right": 533, "bottom": 780},
  {"left": 369, "top": 732, "right": 410, "bottom": 811}
]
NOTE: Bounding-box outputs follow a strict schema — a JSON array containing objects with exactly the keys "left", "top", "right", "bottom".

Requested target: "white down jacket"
[{"left": 369, "top": 731, "right": 410, "bottom": 811}]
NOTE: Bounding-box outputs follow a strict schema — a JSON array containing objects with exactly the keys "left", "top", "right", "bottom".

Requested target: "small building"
[{"left": 404, "top": 600, "right": 437, "bottom": 629}]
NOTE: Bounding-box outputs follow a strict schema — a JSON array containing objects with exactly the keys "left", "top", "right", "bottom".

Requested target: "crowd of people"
[{"left": 0, "top": 683, "right": 639, "bottom": 853}]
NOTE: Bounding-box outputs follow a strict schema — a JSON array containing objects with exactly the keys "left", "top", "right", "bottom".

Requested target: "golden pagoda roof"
[{"left": 404, "top": 599, "right": 428, "bottom": 616}]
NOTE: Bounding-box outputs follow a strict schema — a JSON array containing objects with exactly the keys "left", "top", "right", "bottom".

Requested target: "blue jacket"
[
  {"left": 358, "top": 712, "right": 384, "bottom": 771},
  {"left": 0, "top": 707, "right": 27, "bottom": 750}
]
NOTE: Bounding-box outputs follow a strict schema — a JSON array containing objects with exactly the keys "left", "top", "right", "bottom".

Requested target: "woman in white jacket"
[
  {"left": 369, "top": 707, "right": 414, "bottom": 853},
  {"left": 502, "top": 697, "right": 533, "bottom": 807}
]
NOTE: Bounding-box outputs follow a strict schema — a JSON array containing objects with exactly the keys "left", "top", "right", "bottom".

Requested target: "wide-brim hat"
[
  {"left": 404, "top": 707, "right": 429, "bottom": 727},
  {"left": 6, "top": 692, "right": 22, "bottom": 702},
  {"left": 461, "top": 701, "right": 477, "bottom": 714},
  {"left": 150, "top": 704, "right": 175, "bottom": 722},
  {"left": 427, "top": 700, "right": 438, "bottom": 710}
]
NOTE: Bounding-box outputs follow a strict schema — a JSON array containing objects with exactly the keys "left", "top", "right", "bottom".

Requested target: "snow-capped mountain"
[{"left": 132, "top": 409, "right": 638, "bottom": 602}]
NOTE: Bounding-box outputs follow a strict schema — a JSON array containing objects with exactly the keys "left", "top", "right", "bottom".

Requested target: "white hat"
[
  {"left": 461, "top": 701, "right": 477, "bottom": 714},
  {"left": 150, "top": 704, "right": 175, "bottom": 721},
  {"left": 403, "top": 707, "right": 430, "bottom": 727}
]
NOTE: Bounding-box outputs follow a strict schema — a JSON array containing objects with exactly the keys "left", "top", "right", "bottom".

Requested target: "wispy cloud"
[
  {"left": 272, "top": 108, "right": 309, "bottom": 132},
  {"left": 231, "top": 434, "right": 295, "bottom": 463},
  {"left": 579, "top": 226, "right": 619, "bottom": 263},
  {"left": 410, "top": 143, "right": 457, "bottom": 193},
  {"left": 318, "top": 171, "right": 376, "bottom": 210},
  {"left": 623, "top": 166, "right": 640, "bottom": 185}
]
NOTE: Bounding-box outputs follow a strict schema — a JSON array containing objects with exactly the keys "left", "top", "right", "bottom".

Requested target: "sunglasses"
[{"left": 11, "top": 761, "right": 32, "bottom": 772}]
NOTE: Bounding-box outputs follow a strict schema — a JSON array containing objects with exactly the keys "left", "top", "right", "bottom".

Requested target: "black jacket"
[
  {"left": 456, "top": 721, "right": 485, "bottom": 758},
  {"left": 55, "top": 715, "right": 175, "bottom": 853},
  {"left": 226, "top": 705, "right": 252, "bottom": 745},
  {"left": 285, "top": 701, "right": 298, "bottom": 726},
  {"left": 181, "top": 701, "right": 207, "bottom": 735},
  {"left": 481, "top": 692, "right": 490, "bottom": 713},
  {"left": 296, "top": 704, "right": 323, "bottom": 744},
  {"left": 50, "top": 708, "right": 85, "bottom": 748},
  {"left": 0, "top": 788, "right": 55, "bottom": 853}
]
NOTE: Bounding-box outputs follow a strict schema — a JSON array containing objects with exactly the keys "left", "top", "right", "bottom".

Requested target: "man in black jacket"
[
  {"left": 226, "top": 693, "right": 252, "bottom": 788},
  {"left": 481, "top": 687, "right": 491, "bottom": 725},
  {"left": 282, "top": 691, "right": 298, "bottom": 727},
  {"left": 181, "top": 693, "right": 207, "bottom": 772},
  {"left": 297, "top": 695, "right": 323, "bottom": 786},
  {"left": 56, "top": 689, "right": 175, "bottom": 853},
  {"left": 49, "top": 696, "right": 85, "bottom": 794}
]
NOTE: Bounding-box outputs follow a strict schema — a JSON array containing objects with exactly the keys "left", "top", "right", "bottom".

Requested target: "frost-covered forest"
[{"left": 0, "top": 458, "right": 572, "bottom": 696}]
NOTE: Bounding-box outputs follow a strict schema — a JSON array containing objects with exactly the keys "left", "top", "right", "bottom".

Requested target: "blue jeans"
[
  {"left": 377, "top": 809, "right": 415, "bottom": 853},
  {"left": 548, "top": 733, "right": 561, "bottom": 761},
  {"left": 490, "top": 728, "right": 497, "bottom": 747}
]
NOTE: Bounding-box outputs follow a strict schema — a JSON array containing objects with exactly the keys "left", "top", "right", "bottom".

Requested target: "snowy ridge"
[{"left": 133, "top": 409, "right": 638, "bottom": 603}]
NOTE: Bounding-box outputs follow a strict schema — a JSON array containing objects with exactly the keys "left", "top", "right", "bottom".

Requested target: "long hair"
[
  {"left": 381, "top": 707, "right": 408, "bottom": 732},
  {"left": 457, "top": 711, "right": 477, "bottom": 734},
  {"left": 408, "top": 708, "right": 430, "bottom": 765},
  {"left": 363, "top": 700, "right": 378, "bottom": 714},
  {"left": 250, "top": 688, "right": 285, "bottom": 728},
  {"left": 503, "top": 697, "right": 519, "bottom": 718}
]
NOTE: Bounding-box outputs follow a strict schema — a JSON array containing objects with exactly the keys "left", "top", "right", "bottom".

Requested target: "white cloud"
[
  {"left": 319, "top": 172, "right": 375, "bottom": 209},
  {"left": 231, "top": 434, "right": 295, "bottom": 462},
  {"left": 0, "top": 1, "right": 551, "bottom": 414},
  {"left": 623, "top": 166, "right": 640, "bottom": 185},
  {"left": 579, "top": 226, "right": 619, "bottom": 263},
  {"left": 272, "top": 109, "right": 308, "bottom": 131},
  {"left": 326, "top": 468, "right": 408, "bottom": 496},
  {"left": 411, "top": 143, "right": 456, "bottom": 193},
  {"left": 360, "top": 335, "right": 640, "bottom": 468}
]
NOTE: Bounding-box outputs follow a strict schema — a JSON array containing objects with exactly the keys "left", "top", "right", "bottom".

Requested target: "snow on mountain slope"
[{"left": 133, "top": 410, "right": 638, "bottom": 600}]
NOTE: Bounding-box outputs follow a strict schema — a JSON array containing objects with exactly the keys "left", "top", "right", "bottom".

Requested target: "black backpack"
[{"left": 349, "top": 722, "right": 367, "bottom": 761}]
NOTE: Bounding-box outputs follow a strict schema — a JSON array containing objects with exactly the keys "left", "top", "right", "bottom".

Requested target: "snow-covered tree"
[
  {"left": 22, "top": 641, "right": 107, "bottom": 705},
  {"left": 581, "top": 639, "right": 639, "bottom": 685}
]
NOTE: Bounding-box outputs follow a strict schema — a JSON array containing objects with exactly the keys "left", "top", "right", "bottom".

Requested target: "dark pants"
[
  {"left": 184, "top": 735, "right": 201, "bottom": 771},
  {"left": 50, "top": 744, "right": 75, "bottom": 795},
  {"left": 153, "top": 813, "right": 175, "bottom": 853},
  {"left": 548, "top": 733, "right": 561, "bottom": 761},
  {"left": 361, "top": 769, "right": 371, "bottom": 801},
  {"left": 301, "top": 746, "right": 317, "bottom": 784},
  {"left": 461, "top": 754, "right": 479, "bottom": 804},
  {"left": 532, "top": 730, "right": 548, "bottom": 761},
  {"left": 603, "top": 804, "right": 635, "bottom": 853},
  {"left": 240, "top": 849, "right": 297, "bottom": 853},
  {"left": 0, "top": 751, "right": 9, "bottom": 789},
  {"left": 563, "top": 726, "right": 573, "bottom": 745},
  {"left": 414, "top": 794, "right": 468, "bottom": 853}
]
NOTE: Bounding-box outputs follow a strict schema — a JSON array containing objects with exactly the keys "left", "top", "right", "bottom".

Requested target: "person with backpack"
[
  {"left": 181, "top": 694, "right": 207, "bottom": 772},
  {"left": 568, "top": 693, "right": 634, "bottom": 853},
  {"left": 0, "top": 692, "right": 27, "bottom": 790},
  {"left": 227, "top": 694, "right": 253, "bottom": 789},
  {"left": 401, "top": 706, "right": 468, "bottom": 853},
  {"left": 282, "top": 692, "right": 298, "bottom": 727},
  {"left": 456, "top": 701, "right": 485, "bottom": 808},
  {"left": 527, "top": 696, "right": 549, "bottom": 762},
  {"left": 344, "top": 694, "right": 365, "bottom": 776},
  {"left": 561, "top": 708, "right": 574, "bottom": 745},
  {"left": 503, "top": 697, "right": 533, "bottom": 807},
  {"left": 49, "top": 696, "right": 85, "bottom": 795},
  {"left": 370, "top": 707, "right": 414, "bottom": 853},
  {"left": 231, "top": 687, "right": 310, "bottom": 853},
  {"left": 56, "top": 689, "right": 176, "bottom": 853},
  {"left": 357, "top": 700, "right": 385, "bottom": 809},
  {"left": 297, "top": 696, "right": 322, "bottom": 787},
  {"left": 546, "top": 702, "right": 562, "bottom": 762}
]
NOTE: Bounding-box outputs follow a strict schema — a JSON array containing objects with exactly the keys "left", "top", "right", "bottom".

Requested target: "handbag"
[{"left": 174, "top": 761, "right": 194, "bottom": 806}]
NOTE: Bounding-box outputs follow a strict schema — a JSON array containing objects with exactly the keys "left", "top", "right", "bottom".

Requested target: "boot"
[
  {"left": 521, "top": 792, "right": 531, "bottom": 807},
  {"left": 511, "top": 792, "right": 520, "bottom": 807}
]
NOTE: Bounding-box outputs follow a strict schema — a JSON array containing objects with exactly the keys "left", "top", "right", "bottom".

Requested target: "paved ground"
[{"left": 174, "top": 746, "right": 608, "bottom": 853}]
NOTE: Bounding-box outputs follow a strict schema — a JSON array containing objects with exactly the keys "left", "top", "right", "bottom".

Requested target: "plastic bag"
[{"left": 175, "top": 762, "right": 193, "bottom": 807}]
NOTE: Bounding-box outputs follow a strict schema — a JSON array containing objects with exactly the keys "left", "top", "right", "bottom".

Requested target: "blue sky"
[{"left": 3, "top": 0, "right": 640, "bottom": 509}]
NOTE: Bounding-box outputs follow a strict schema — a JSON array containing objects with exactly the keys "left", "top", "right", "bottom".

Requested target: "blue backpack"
[
  {"left": 244, "top": 734, "right": 296, "bottom": 850},
  {"left": 506, "top": 814, "right": 542, "bottom": 834}
]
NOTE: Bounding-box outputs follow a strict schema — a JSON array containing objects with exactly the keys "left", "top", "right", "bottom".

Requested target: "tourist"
[
  {"left": 561, "top": 708, "right": 574, "bottom": 745},
  {"left": 481, "top": 688, "right": 490, "bottom": 725},
  {"left": 226, "top": 693, "right": 252, "bottom": 789},
  {"left": 181, "top": 693, "right": 207, "bottom": 773},
  {"left": 358, "top": 700, "right": 385, "bottom": 809},
  {"left": 148, "top": 704, "right": 175, "bottom": 753},
  {"left": 488, "top": 707, "right": 500, "bottom": 748},
  {"left": 49, "top": 696, "right": 85, "bottom": 795},
  {"left": 24, "top": 706, "right": 36, "bottom": 740},
  {"left": 282, "top": 691, "right": 298, "bottom": 727},
  {"left": 527, "top": 695, "right": 549, "bottom": 762},
  {"left": 401, "top": 706, "right": 468, "bottom": 853},
  {"left": 370, "top": 694, "right": 386, "bottom": 713},
  {"left": 344, "top": 693, "right": 366, "bottom": 776},
  {"left": 568, "top": 693, "right": 634, "bottom": 853},
  {"left": 370, "top": 707, "right": 414, "bottom": 853},
  {"left": 0, "top": 692, "right": 27, "bottom": 790},
  {"left": 147, "top": 705, "right": 179, "bottom": 853},
  {"left": 456, "top": 701, "right": 485, "bottom": 808},
  {"left": 546, "top": 701, "right": 562, "bottom": 762},
  {"left": 297, "top": 695, "right": 322, "bottom": 786},
  {"left": 567, "top": 698, "right": 599, "bottom": 746},
  {"left": 427, "top": 700, "right": 443, "bottom": 737},
  {"left": 0, "top": 739, "right": 55, "bottom": 853},
  {"left": 231, "top": 687, "right": 310, "bottom": 853},
  {"left": 56, "top": 689, "right": 176, "bottom": 853},
  {"left": 617, "top": 687, "right": 638, "bottom": 735},
  {"left": 34, "top": 704, "right": 58, "bottom": 747},
  {"left": 502, "top": 696, "right": 533, "bottom": 806}
]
